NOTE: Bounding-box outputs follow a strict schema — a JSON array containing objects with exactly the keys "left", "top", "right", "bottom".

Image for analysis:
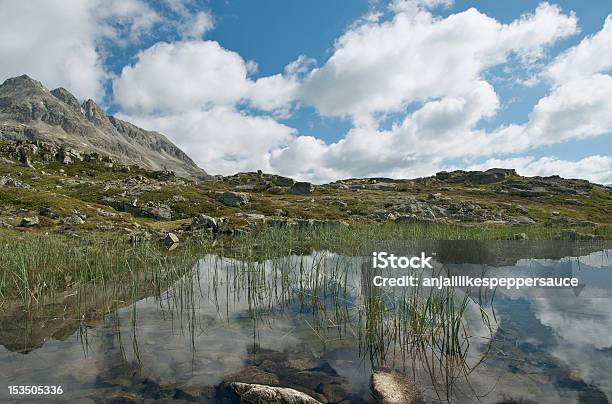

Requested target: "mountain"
[{"left": 0, "top": 75, "right": 206, "bottom": 178}]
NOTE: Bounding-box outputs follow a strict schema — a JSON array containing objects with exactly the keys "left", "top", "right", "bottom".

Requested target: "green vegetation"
[{"left": 2, "top": 223, "right": 609, "bottom": 303}]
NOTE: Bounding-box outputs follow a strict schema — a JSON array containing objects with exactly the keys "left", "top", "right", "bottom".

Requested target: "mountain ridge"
[{"left": 0, "top": 75, "right": 206, "bottom": 178}]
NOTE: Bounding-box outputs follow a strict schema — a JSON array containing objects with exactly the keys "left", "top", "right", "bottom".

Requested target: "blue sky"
[{"left": 1, "top": 0, "right": 611, "bottom": 183}]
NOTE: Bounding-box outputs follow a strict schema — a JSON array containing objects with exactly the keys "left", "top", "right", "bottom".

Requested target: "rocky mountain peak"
[
  {"left": 81, "top": 99, "right": 108, "bottom": 126},
  {"left": 0, "top": 74, "right": 46, "bottom": 90},
  {"left": 50, "top": 87, "right": 81, "bottom": 111}
]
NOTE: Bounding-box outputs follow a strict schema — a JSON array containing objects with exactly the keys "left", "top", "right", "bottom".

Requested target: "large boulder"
[
  {"left": 271, "top": 175, "right": 295, "bottom": 187},
  {"left": 371, "top": 368, "right": 422, "bottom": 404},
  {"left": 290, "top": 182, "right": 313, "bottom": 195},
  {"left": 220, "top": 191, "right": 250, "bottom": 207},
  {"left": 230, "top": 382, "right": 322, "bottom": 404},
  {"left": 19, "top": 216, "right": 39, "bottom": 227},
  {"left": 191, "top": 214, "right": 218, "bottom": 232},
  {"left": 163, "top": 232, "right": 179, "bottom": 249},
  {"left": 143, "top": 202, "right": 173, "bottom": 220}
]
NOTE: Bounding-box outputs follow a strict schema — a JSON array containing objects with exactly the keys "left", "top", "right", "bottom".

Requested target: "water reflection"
[{"left": 0, "top": 242, "right": 610, "bottom": 403}]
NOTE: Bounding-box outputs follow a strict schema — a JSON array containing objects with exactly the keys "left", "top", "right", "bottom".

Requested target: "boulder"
[
  {"left": 191, "top": 214, "right": 218, "bottom": 232},
  {"left": 511, "top": 216, "right": 536, "bottom": 225},
  {"left": 230, "top": 382, "right": 322, "bottom": 404},
  {"left": 271, "top": 175, "right": 295, "bottom": 187},
  {"left": 163, "top": 232, "right": 179, "bottom": 249},
  {"left": 224, "top": 366, "right": 279, "bottom": 386},
  {"left": 61, "top": 215, "right": 85, "bottom": 225},
  {"left": 20, "top": 216, "right": 39, "bottom": 227},
  {"left": 144, "top": 202, "right": 172, "bottom": 220},
  {"left": 371, "top": 368, "right": 422, "bottom": 404},
  {"left": 290, "top": 182, "right": 313, "bottom": 195},
  {"left": 220, "top": 191, "right": 250, "bottom": 207}
]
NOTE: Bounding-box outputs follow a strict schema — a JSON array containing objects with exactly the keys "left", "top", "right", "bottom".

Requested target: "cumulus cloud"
[
  {"left": 120, "top": 107, "right": 295, "bottom": 175},
  {"left": 2, "top": 0, "right": 607, "bottom": 182},
  {"left": 113, "top": 40, "right": 299, "bottom": 115},
  {"left": 264, "top": 4, "right": 611, "bottom": 183},
  {"left": 107, "top": 2, "right": 608, "bottom": 182},
  {"left": 0, "top": 0, "right": 159, "bottom": 100},
  {"left": 299, "top": 2, "right": 577, "bottom": 120},
  {"left": 112, "top": 39, "right": 302, "bottom": 174},
  {"left": 547, "top": 14, "right": 612, "bottom": 83}
]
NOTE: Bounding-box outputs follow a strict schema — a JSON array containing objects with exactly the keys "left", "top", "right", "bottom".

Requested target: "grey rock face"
[
  {"left": 290, "top": 181, "right": 313, "bottom": 195},
  {"left": 371, "top": 368, "right": 422, "bottom": 404},
  {"left": 438, "top": 168, "right": 516, "bottom": 185},
  {"left": 230, "top": 382, "right": 322, "bottom": 404},
  {"left": 219, "top": 191, "right": 250, "bottom": 207},
  {"left": 0, "top": 75, "right": 206, "bottom": 178}
]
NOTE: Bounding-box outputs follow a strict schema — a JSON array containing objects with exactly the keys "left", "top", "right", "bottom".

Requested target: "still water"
[{"left": 1, "top": 241, "right": 611, "bottom": 403}]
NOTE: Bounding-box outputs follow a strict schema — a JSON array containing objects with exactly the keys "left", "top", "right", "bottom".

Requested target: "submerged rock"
[
  {"left": 371, "top": 367, "right": 422, "bottom": 404},
  {"left": 231, "top": 382, "right": 322, "bottom": 404}
]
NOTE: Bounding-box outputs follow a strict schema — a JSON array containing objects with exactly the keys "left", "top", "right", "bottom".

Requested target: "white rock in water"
[
  {"left": 371, "top": 367, "right": 422, "bottom": 404},
  {"left": 231, "top": 382, "right": 322, "bottom": 404}
]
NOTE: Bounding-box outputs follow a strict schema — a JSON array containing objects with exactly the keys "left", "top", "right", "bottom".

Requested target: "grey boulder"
[{"left": 230, "top": 382, "right": 321, "bottom": 404}]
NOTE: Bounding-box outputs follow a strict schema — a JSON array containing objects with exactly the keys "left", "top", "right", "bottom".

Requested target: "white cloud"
[
  {"left": 299, "top": 2, "right": 577, "bottom": 121},
  {"left": 120, "top": 107, "right": 295, "bottom": 175},
  {"left": 113, "top": 41, "right": 250, "bottom": 114},
  {"left": 180, "top": 11, "right": 215, "bottom": 40},
  {"left": 0, "top": 0, "right": 159, "bottom": 100},
  {"left": 547, "top": 14, "right": 612, "bottom": 83},
  {"left": 8, "top": 1, "right": 596, "bottom": 182},
  {"left": 113, "top": 40, "right": 299, "bottom": 115},
  {"left": 265, "top": 4, "right": 612, "bottom": 183}
]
